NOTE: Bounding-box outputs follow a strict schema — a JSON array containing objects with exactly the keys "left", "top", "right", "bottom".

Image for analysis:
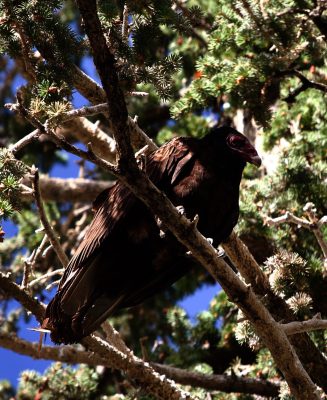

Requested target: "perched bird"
[{"left": 44, "top": 126, "right": 261, "bottom": 344}]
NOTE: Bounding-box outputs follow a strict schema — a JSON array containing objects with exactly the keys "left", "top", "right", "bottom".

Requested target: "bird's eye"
[{"left": 228, "top": 135, "right": 245, "bottom": 148}]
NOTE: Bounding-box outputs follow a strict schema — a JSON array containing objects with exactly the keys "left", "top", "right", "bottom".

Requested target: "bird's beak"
[{"left": 249, "top": 154, "right": 262, "bottom": 167}]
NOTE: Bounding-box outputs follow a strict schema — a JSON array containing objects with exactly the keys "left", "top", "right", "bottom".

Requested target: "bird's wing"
[
  {"left": 59, "top": 137, "right": 195, "bottom": 289},
  {"left": 45, "top": 137, "right": 197, "bottom": 343}
]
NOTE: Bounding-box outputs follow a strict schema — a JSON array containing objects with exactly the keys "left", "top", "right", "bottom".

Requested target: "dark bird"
[{"left": 44, "top": 126, "right": 261, "bottom": 344}]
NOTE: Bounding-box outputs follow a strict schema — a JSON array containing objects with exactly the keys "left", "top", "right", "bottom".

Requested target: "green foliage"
[
  {"left": 0, "top": 380, "right": 15, "bottom": 400},
  {"left": 16, "top": 364, "right": 99, "bottom": 400},
  {"left": 171, "top": 0, "right": 326, "bottom": 127},
  {"left": 0, "top": 148, "right": 28, "bottom": 223}
]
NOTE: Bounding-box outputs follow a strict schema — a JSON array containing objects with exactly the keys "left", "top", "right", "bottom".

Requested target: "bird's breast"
[{"left": 171, "top": 171, "right": 241, "bottom": 245}]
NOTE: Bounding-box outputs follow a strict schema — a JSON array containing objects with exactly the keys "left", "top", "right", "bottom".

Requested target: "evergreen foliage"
[{"left": 0, "top": 0, "right": 326, "bottom": 398}]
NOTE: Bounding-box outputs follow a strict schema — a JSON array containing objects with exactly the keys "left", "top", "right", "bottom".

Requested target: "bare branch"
[
  {"left": 0, "top": 271, "right": 45, "bottom": 322},
  {"left": 223, "top": 231, "right": 327, "bottom": 390},
  {"left": 152, "top": 363, "right": 280, "bottom": 396},
  {"left": 9, "top": 129, "right": 40, "bottom": 154},
  {"left": 28, "top": 268, "right": 64, "bottom": 289},
  {"left": 0, "top": 330, "right": 280, "bottom": 397},
  {"left": 122, "top": 4, "right": 129, "bottom": 42},
  {"left": 266, "top": 204, "right": 327, "bottom": 269},
  {"left": 266, "top": 211, "right": 312, "bottom": 228},
  {"left": 60, "top": 117, "right": 117, "bottom": 163},
  {"left": 22, "top": 176, "right": 112, "bottom": 203},
  {"left": 279, "top": 69, "right": 327, "bottom": 103},
  {"left": 282, "top": 316, "right": 327, "bottom": 335},
  {"left": 32, "top": 169, "right": 69, "bottom": 268},
  {"left": 101, "top": 321, "right": 130, "bottom": 355}
]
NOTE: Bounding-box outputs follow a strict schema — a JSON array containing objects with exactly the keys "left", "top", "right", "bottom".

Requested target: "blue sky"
[{"left": 1, "top": 57, "right": 221, "bottom": 387}]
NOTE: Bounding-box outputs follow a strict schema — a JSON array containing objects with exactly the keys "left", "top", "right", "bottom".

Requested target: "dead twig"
[{"left": 32, "top": 169, "right": 69, "bottom": 268}]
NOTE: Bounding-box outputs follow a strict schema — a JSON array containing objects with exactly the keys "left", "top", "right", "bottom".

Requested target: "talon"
[
  {"left": 176, "top": 205, "right": 185, "bottom": 215},
  {"left": 206, "top": 237, "right": 214, "bottom": 245},
  {"left": 217, "top": 246, "right": 225, "bottom": 258}
]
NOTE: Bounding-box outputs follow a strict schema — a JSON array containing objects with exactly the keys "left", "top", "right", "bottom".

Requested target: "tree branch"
[
  {"left": 0, "top": 271, "right": 45, "bottom": 323},
  {"left": 222, "top": 231, "right": 327, "bottom": 391},
  {"left": 0, "top": 330, "right": 280, "bottom": 397},
  {"left": 32, "top": 169, "right": 69, "bottom": 267},
  {"left": 282, "top": 316, "right": 327, "bottom": 335},
  {"left": 266, "top": 203, "right": 327, "bottom": 271},
  {"left": 152, "top": 363, "right": 280, "bottom": 396},
  {"left": 20, "top": 176, "right": 112, "bottom": 203},
  {"left": 9, "top": 129, "right": 41, "bottom": 154},
  {"left": 279, "top": 69, "right": 327, "bottom": 103}
]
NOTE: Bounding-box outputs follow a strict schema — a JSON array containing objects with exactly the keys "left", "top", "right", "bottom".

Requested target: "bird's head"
[
  {"left": 226, "top": 129, "right": 262, "bottom": 167},
  {"left": 206, "top": 126, "right": 261, "bottom": 167}
]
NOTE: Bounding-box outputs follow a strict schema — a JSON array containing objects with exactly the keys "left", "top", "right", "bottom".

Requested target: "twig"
[
  {"left": 45, "top": 279, "right": 61, "bottom": 291},
  {"left": 32, "top": 169, "right": 69, "bottom": 268},
  {"left": 122, "top": 4, "right": 129, "bottom": 42},
  {"left": 0, "top": 271, "right": 45, "bottom": 322},
  {"left": 128, "top": 91, "right": 149, "bottom": 97},
  {"left": 49, "top": 103, "right": 110, "bottom": 125},
  {"left": 9, "top": 19, "right": 37, "bottom": 83},
  {"left": 21, "top": 254, "right": 34, "bottom": 290},
  {"left": 9, "top": 129, "right": 41, "bottom": 154},
  {"left": 266, "top": 204, "right": 327, "bottom": 268},
  {"left": 282, "top": 316, "right": 327, "bottom": 335},
  {"left": 279, "top": 69, "right": 327, "bottom": 103},
  {"left": 22, "top": 234, "right": 50, "bottom": 286},
  {"left": 28, "top": 268, "right": 64, "bottom": 289}
]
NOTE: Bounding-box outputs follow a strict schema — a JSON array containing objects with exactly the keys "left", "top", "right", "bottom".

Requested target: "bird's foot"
[
  {"left": 217, "top": 246, "right": 225, "bottom": 258},
  {"left": 176, "top": 205, "right": 185, "bottom": 215},
  {"left": 206, "top": 237, "right": 214, "bottom": 245}
]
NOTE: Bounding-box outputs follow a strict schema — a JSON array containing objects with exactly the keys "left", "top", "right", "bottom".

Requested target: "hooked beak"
[{"left": 249, "top": 154, "right": 262, "bottom": 167}]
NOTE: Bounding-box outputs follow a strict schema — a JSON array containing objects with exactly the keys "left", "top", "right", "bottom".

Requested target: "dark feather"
[{"left": 44, "top": 127, "right": 261, "bottom": 344}]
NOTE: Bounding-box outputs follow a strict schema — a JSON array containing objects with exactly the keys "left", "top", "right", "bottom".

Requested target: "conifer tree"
[{"left": 0, "top": 0, "right": 326, "bottom": 399}]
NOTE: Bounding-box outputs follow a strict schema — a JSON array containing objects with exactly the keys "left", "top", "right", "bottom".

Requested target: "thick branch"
[
  {"left": 76, "top": 0, "right": 133, "bottom": 165},
  {"left": 0, "top": 330, "right": 280, "bottom": 397},
  {"left": 21, "top": 177, "right": 112, "bottom": 203},
  {"left": 223, "top": 232, "right": 327, "bottom": 391},
  {"left": 83, "top": 335, "right": 194, "bottom": 400},
  {"left": 60, "top": 117, "right": 117, "bottom": 163},
  {"left": 152, "top": 363, "right": 280, "bottom": 397}
]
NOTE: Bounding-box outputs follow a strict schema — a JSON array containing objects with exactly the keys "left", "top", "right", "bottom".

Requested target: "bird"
[{"left": 43, "top": 126, "right": 261, "bottom": 344}]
